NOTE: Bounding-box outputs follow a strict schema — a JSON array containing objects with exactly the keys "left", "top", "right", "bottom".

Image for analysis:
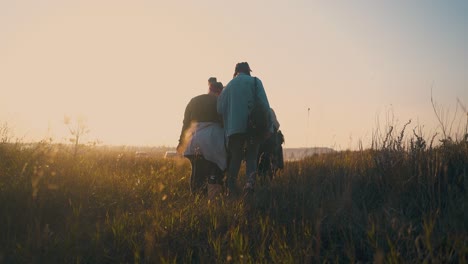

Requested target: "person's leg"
[
  {"left": 207, "top": 161, "right": 224, "bottom": 200},
  {"left": 188, "top": 156, "right": 197, "bottom": 194},
  {"left": 257, "top": 143, "right": 266, "bottom": 177},
  {"left": 245, "top": 138, "right": 260, "bottom": 190},
  {"left": 277, "top": 145, "right": 284, "bottom": 169},
  {"left": 190, "top": 155, "right": 208, "bottom": 196},
  {"left": 226, "top": 133, "right": 246, "bottom": 196}
]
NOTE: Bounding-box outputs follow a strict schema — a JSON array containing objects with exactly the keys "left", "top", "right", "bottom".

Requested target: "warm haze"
[{"left": 1, "top": 0, "right": 467, "bottom": 149}]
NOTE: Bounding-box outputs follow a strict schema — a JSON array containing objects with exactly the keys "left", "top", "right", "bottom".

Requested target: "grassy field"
[{"left": 0, "top": 133, "right": 467, "bottom": 263}]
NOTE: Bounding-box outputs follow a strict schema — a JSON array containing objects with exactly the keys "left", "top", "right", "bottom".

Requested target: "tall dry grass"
[{"left": 0, "top": 129, "right": 466, "bottom": 263}]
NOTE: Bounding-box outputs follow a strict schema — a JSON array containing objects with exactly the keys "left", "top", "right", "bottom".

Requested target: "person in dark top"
[
  {"left": 178, "top": 90, "right": 222, "bottom": 136},
  {"left": 177, "top": 78, "right": 226, "bottom": 199},
  {"left": 257, "top": 108, "right": 285, "bottom": 180}
]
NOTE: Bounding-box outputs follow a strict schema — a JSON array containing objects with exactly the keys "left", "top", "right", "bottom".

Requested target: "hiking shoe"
[
  {"left": 208, "top": 183, "right": 223, "bottom": 201},
  {"left": 226, "top": 186, "right": 241, "bottom": 200},
  {"left": 244, "top": 182, "right": 255, "bottom": 193},
  {"left": 243, "top": 182, "right": 255, "bottom": 208}
]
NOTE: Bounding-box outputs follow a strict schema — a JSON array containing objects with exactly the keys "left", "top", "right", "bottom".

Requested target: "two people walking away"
[
  {"left": 177, "top": 62, "right": 276, "bottom": 201},
  {"left": 217, "top": 62, "right": 273, "bottom": 197},
  {"left": 177, "top": 77, "right": 226, "bottom": 200}
]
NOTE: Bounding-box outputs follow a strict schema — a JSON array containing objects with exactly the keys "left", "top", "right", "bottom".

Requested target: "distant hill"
[
  {"left": 95, "top": 145, "right": 335, "bottom": 161},
  {"left": 283, "top": 147, "right": 335, "bottom": 161}
]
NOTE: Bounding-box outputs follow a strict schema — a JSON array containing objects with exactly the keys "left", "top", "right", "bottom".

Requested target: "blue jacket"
[{"left": 217, "top": 73, "right": 271, "bottom": 137}]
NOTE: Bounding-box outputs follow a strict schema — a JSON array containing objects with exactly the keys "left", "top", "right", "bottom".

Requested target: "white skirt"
[{"left": 183, "top": 122, "right": 227, "bottom": 171}]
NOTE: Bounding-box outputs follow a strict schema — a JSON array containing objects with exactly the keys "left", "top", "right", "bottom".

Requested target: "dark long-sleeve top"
[{"left": 178, "top": 94, "right": 222, "bottom": 144}]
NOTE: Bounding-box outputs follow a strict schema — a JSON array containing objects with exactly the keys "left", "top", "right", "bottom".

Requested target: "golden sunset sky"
[{"left": 1, "top": 0, "right": 467, "bottom": 149}]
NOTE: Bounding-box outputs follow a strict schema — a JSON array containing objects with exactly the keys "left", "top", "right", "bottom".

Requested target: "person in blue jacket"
[{"left": 217, "top": 62, "right": 272, "bottom": 196}]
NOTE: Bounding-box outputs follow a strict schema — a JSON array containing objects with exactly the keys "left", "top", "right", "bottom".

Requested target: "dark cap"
[
  {"left": 235, "top": 62, "right": 252, "bottom": 73},
  {"left": 208, "top": 77, "right": 217, "bottom": 84}
]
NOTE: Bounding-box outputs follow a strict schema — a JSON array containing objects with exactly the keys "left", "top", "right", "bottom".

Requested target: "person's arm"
[
  {"left": 177, "top": 99, "right": 193, "bottom": 153},
  {"left": 255, "top": 78, "right": 274, "bottom": 133},
  {"left": 217, "top": 89, "right": 225, "bottom": 116},
  {"left": 270, "top": 108, "right": 280, "bottom": 131},
  {"left": 255, "top": 78, "right": 270, "bottom": 109}
]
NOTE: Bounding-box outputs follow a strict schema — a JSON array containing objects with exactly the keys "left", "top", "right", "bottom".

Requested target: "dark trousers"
[
  {"left": 226, "top": 133, "right": 260, "bottom": 193},
  {"left": 187, "top": 155, "right": 223, "bottom": 195}
]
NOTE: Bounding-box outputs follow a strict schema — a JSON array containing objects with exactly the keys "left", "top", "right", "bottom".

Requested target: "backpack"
[{"left": 247, "top": 77, "right": 270, "bottom": 140}]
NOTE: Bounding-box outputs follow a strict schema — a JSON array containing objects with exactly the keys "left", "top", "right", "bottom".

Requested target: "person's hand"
[{"left": 176, "top": 143, "right": 183, "bottom": 154}]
